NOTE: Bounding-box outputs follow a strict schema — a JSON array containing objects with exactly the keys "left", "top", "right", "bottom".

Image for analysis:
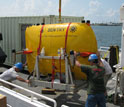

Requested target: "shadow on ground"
[{"left": 42, "top": 91, "right": 85, "bottom": 107}]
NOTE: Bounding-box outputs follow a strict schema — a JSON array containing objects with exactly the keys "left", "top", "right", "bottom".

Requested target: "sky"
[{"left": 0, "top": 0, "right": 123, "bottom": 23}]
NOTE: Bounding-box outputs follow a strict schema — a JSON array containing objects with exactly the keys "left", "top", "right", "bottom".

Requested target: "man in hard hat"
[
  {"left": 75, "top": 53, "right": 106, "bottom": 107},
  {"left": 0, "top": 62, "right": 29, "bottom": 83}
]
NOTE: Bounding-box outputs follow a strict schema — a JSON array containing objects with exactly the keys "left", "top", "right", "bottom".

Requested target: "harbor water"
[{"left": 92, "top": 25, "right": 122, "bottom": 48}]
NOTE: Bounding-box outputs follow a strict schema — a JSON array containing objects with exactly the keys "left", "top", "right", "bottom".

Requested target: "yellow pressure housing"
[{"left": 25, "top": 23, "right": 97, "bottom": 80}]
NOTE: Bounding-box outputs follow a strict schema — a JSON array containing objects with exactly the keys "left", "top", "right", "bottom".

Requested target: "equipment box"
[
  {"left": 0, "top": 94, "right": 7, "bottom": 107},
  {"left": 0, "top": 47, "right": 7, "bottom": 64}
]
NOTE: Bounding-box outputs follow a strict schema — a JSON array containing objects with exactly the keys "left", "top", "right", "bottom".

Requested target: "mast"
[
  {"left": 59, "top": 0, "right": 62, "bottom": 23},
  {"left": 120, "top": 3, "right": 124, "bottom": 67}
]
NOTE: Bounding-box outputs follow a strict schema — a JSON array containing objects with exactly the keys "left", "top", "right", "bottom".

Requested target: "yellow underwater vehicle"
[{"left": 25, "top": 22, "right": 97, "bottom": 90}]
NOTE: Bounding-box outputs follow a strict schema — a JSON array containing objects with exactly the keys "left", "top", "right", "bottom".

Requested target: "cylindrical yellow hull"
[{"left": 25, "top": 23, "right": 97, "bottom": 80}]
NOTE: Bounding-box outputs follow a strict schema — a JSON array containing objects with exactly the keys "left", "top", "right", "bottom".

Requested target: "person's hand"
[
  {"left": 96, "top": 51, "right": 100, "bottom": 59},
  {"left": 75, "top": 60, "right": 81, "bottom": 67},
  {"left": 23, "top": 61, "right": 27, "bottom": 67},
  {"left": 96, "top": 51, "right": 104, "bottom": 67},
  {"left": 74, "top": 51, "right": 77, "bottom": 57},
  {"left": 25, "top": 80, "right": 30, "bottom": 83},
  {"left": 23, "top": 64, "right": 26, "bottom": 67},
  {"left": 74, "top": 51, "right": 80, "bottom": 57}
]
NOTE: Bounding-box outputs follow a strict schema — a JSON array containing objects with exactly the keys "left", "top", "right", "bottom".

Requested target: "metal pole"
[
  {"left": 65, "top": 56, "right": 69, "bottom": 84},
  {"left": 114, "top": 69, "right": 120, "bottom": 104},
  {"left": 59, "top": 0, "right": 62, "bottom": 23},
  {"left": 68, "top": 65, "right": 74, "bottom": 84},
  {"left": 12, "top": 49, "right": 16, "bottom": 64},
  {"left": 35, "top": 56, "right": 40, "bottom": 80},
  {"left": 120, "top": 3, "right": 124, "bottom": 67},
  {"left": 120, "top": 22, "right": 124, "bottom": 67}
]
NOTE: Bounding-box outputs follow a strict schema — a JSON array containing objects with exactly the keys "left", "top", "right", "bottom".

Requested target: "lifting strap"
[
  {"left": 59, "top": 55, "right": 62, "bottom": 82},
  {"left": 23, "top": 50, "right": 33, "bottom": 54},
  {"left": 51, "top": 56, "right": 56, "bottom": 88},
  {"left": 64, "top": 23, "right": 71, "bottom": 54},
  {"left": 37, "top": 25, "right": 45, "bottom": 55},
  {"left": 80, "top": 52, "right": 95, "bottom": 57},
  {"left": 103, "top": 51, "right": 109, "bottom": 59}
]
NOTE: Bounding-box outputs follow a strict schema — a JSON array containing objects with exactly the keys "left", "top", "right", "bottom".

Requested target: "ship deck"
[{"left": 0, "top": 67, "right": 121, "bottom": 107}]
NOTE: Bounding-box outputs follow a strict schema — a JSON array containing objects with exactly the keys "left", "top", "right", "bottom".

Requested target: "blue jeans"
[{"left": 85, "top": 93, "right": 106, "bottom": 107}]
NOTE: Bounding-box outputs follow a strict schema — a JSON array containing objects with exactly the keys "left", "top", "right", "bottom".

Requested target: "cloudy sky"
[{"left": 0, "top": 0, "right": 123, "bottom": 23}]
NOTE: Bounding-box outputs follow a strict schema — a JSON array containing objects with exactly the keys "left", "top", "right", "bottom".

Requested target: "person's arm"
[
  {"left": 16, "top": 76, "right": 29, "bottom": 83},
  {"left": 23, "top": 61, "right": 27, "bottom": 67},
  {"left": 96, "top": 51, "right": 104, "bottom": 67},
  {"left": 103, "top": 59, "right": 113, "bottom": 74},
  {"left": 74, "top": 51, "right": 90, "bottom": 75},
  {"left": 74, "top": 51, "right": 81, "bottom": 67}
]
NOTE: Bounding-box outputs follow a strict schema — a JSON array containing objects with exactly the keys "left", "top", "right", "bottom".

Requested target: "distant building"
[{"left": 91, "top": 22, "right": 122, "bottom": 26}]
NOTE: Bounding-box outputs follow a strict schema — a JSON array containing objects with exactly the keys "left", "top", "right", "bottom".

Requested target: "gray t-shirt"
[
  {"left": 101, "top": 59, "right": 113, "bottom": 75},
  {"left": 0, "top": 67, "right": 19, "bottom": 81}
]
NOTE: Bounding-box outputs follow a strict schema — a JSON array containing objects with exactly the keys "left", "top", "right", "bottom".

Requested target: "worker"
[
  {"left": 101, "top": 58, "right": 113, "bottom": 86},
  {"left": 96, "top": 51, "right": 113, "bottom": 86},
  {"left": 0, "top": 62, "right": 29, "bottom": 83},
  {"left": 75, "top": 53, "right": 106, "bottom": 107}
]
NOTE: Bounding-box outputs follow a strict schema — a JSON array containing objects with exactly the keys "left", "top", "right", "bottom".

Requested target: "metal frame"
[
  {"left": 30, "top": 79, "right": 74, "bottom": 91},
  {"left": 114, "top": 4, "right": 124, "bottom": 103},
  {"left": 120, "top": 3, "right": 124, "bottom": 67},
  {"left": 114, "top": 68, "right": 121, "bottom": 104},
  {"left": 30, "top": 54, "right": 75, "bottom": 91},
  {"left": 120, "top": 21, "right": 124, "bottom": 67},
  {"left": 114, "top": 68, "right": 124, "bottom": 104}
]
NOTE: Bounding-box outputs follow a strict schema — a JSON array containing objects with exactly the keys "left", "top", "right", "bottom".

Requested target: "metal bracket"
[{"left": 30, "top": 79, "right": 75, "bottom": 91}]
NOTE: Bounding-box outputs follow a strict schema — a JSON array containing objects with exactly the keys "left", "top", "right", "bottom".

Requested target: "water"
[{"left": 91, "top": 25, "right": 122, "bottom": 48}]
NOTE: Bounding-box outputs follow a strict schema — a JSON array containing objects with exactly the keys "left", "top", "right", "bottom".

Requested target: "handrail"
[
  {"left": 99, "top": 46, "right": 110, "bottom": 50},
  {"left": 7, "top": 104, "right": 12, "bottom": 107},
  {"left": 61, "top": 105, "right": 69, "bottom": 107},
  {"left": 0, "top": 79, "right": 57, "bottom": 107}
]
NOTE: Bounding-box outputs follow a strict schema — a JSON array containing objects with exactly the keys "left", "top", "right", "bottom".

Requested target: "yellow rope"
[
  {"left": 103, "top": 51, "right": 109, "bottom": 59},
  {"left": 115, "top": 46, "right": 119, "bottom": 64}
]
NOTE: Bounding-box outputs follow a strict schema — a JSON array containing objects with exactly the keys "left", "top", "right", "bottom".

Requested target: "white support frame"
[
  {"left": 31, "top": 54, "right": 74, "bottom": 91},
  {"left": 120, "top": 22, "right": 124, "bottom": 67},
  {"left": 114, "top": 4, "right": 124, "bottom": 104},
  {"left": 35, "top": 56, "right": 40, "bottom": 80},
  {"left": 120, "top": 3, "right": 124, "bottom": 67}
]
